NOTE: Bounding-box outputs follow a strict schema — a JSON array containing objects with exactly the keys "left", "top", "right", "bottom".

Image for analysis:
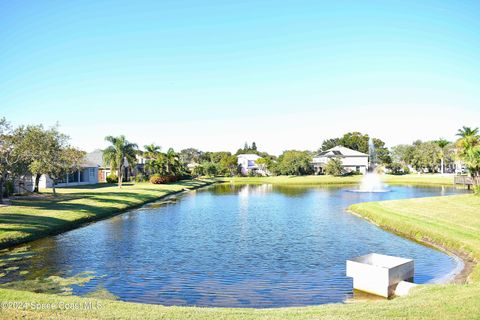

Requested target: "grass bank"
[
  {"left": 220, "top": 174, "right": 454, "bottom": 186},
  {"left": 349, "top": 194, "right": 480, "bottom": 282},
  {"left": 1, "top": 177, "right": 479, "bottom": 319},
  {"left": 0, "top": 179, "right": 213, "bottom": 249}
]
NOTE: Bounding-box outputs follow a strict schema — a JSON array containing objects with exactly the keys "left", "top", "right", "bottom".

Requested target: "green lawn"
[
  {"left": 349, "top": 194, "right": 480, "bottom": 282},
  {"left": 1, "top": 176, "right": 479, "bottom": 319},
  {"left": 220, "top": 174, "right": 455, "bottom": 186},
  {"left": 0, "top": 179, "right": 213, "bottom": 249}
]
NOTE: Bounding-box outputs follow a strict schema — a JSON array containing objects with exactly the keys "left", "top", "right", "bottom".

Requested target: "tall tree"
[
  {"left": 179, "top": 148, "right": 203, "bottom": 164},
  {"left": 143, "top": 144, "right": 161, "bottom": 176},
  {"left": 410, "top": 142, "right": 441, "bottom": 173},
  {"left": 165, "top": 148, "right": 181, "bottom": 175},
  {"left": 45, "top": 147, "right": 86, "bottom": 196},
  {"left": 0, "top": 118, "right": 23, "bottom": 203},
  {"left": 274, "top": 150, "right": 313, "bottom": 175},
  {"left": 455, "top": 126, "right": 480, "bottom": 182},
  {"left": 144, "top": 144, "right": 161, "bottom": 159},
  {"left": 434, "top": 138, "right": 451, "bottom": 174},
  {"left": 457, "top": 126, "right": 479, "bottom": 139},
  {"left": 219, "top": 154, "right": 239, "bottom": 176},
  {"left": 103, "top": 136, "right": 138, "bottom": 187},
  {"left": 320, "top": 138, "right": 340, "bottom": 152},
  {"left": 391, "top": 144, "right": 415, "bottom": 165},
  {"left": 16, "top": 124, "right": 59, "bottom": 192}
]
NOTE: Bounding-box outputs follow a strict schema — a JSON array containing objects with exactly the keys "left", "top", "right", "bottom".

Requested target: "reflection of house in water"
[{"left": 237, "top": 184, "right": 273, "bottom": 197}]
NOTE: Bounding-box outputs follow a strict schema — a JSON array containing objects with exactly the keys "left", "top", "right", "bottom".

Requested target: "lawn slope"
[{"left": 0, "top": 180, "right": 212, "bottom": 249}]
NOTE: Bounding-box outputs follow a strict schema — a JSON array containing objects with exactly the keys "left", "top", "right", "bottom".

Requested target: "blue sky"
[{"left": 1, "top": 0, "right": 479, "bottom": 154}]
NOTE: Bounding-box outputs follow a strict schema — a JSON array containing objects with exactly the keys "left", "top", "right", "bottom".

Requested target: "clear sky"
[{"left": 1, "top": 0, "right": 479, "bottom": 155}]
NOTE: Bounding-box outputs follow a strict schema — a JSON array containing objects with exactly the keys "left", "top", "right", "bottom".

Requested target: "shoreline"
[
  {"left": 0, "top": 179, "right": 214, "bottom": 251},
  {"left": 0, "top": 179, "right": 478, "bottom": 319},
  {"left": 347, "top": 207, "right": 476, "bottom": 285}
]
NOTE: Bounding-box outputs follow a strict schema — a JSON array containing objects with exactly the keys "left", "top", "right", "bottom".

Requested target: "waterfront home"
[
  {"left": 312, "top": 146, "right": 369, "bottom": 174},
  {"left": 86, "top": 149, "right": 111, "bottom": 182},
  {"left": 37, "top": 159, "right": 99, "bottom": 188},
  {"left": 86, "top": 149, "right": 145, "bottom": 182},
  {"left": 237, "top": 154, "right": 266, "bottom": 175}
]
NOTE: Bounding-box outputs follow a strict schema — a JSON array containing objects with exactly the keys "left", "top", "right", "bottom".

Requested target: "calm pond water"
[{"left": 0, "top": 184, "right": 465, "bottom": 307}]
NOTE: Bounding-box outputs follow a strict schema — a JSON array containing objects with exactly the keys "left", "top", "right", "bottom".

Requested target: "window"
[{"left": 69, "top": 171, "right": 79, "bottom": 183}]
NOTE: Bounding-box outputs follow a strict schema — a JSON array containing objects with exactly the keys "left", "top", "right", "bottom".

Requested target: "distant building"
[
  {"left": 312, "top": 146, "right": 369, "bottom": 174},
  {"left": 237, "top": 154, "right": 265, "bottom": 176}
]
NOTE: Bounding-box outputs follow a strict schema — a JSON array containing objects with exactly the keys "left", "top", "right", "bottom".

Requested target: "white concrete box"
[{"left": 346, "top": 253, "right": 414, "bottom": 297}]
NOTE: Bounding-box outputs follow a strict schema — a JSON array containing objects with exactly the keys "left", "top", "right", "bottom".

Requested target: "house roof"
[
  {"left": 86, "top": 149, "right": 105, "bottom": 167},
  {"left": 237, "top": 154, "right": 261, "bottom": 160},
  {"left": 316, "top": 146, "right": 368, "bottom": 157}
]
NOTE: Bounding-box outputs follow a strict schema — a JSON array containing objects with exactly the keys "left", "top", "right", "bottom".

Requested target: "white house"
[
  {"left": 312, "top": 146, "right": 369, "bottom": 174},
  {"left": 237, "top": 154, "right": 265, "bottom": 176}
]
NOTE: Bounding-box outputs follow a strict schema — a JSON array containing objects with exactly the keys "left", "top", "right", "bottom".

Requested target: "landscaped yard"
[{"left": 0, "top": 176, "right": 478, "bottom": 319}]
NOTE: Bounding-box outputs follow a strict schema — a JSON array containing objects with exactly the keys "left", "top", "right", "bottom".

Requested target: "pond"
[{"left": 0, "top": 184, "right": 465, "bottom": 308}]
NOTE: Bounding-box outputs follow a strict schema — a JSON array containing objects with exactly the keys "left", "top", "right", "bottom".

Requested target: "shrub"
[
  {"left": 134, "top": 174, "right": 148, "bottom": 183},
  {"left": 150, "top": 174, "right": 178, "bottom": 184},
  {"left": 2, "top": 180, "right": 14, "bottom": 197},
  {"left": 325, "top": 158, "right": 343, "bottom": 176},
  {"left": 106, "top": 174, "right": 118, "bottom": 184},
  {"left": 474, "top": 185, "right": 480, "bottom": 195}
]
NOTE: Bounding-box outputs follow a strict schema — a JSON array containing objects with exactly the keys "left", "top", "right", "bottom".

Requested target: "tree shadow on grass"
[
  {"left": 0, "top": 185, "right": 196, "bottom": 247},
  {"left": 0, "top": 214, "right": 70, "bottom": 236}
]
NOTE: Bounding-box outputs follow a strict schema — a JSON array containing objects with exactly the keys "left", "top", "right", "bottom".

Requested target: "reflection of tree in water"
[
  {"left": 208, "top": 184, "right": 273, "bottom": 195},
  {"left": 209, "top": 184, "right": 338, "bottom": 197},
  {"left": 272, "top": 185, "right": 311, "bottom": 197},
  {"left": 207, "top": 184, "right": 246, "bottom": 195}
]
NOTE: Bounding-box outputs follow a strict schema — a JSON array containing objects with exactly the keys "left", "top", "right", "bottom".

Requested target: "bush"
[
  {"left": 149, "top": 174, "right": 178, "bottom": 184},
  {"left": 386, "top": 162, "right": 410, "bottom": 175},
  {"left": 134, "top": 174, "right": 148, "bottom": 183},
  {"left": 106, "top": 174, "right": 118, "bottom": 184},
  {"left": 474, "top": 185, "right": 480, "bottom": 195},
  {"left": 325, "top": 158, "right": 343, "bottom": 176},
  {"left": 2, "top": 180, "right": 14, "bottom": 197}
]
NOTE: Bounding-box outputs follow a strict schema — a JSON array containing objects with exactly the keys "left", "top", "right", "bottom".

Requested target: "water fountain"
[{"left": 351, "top": 138, "right": 390, "bottom": 193}]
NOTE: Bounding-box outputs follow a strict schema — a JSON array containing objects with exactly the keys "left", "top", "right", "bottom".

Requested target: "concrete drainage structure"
[{"left": 346, "top": 253, "right": 417, "bottom": 298}]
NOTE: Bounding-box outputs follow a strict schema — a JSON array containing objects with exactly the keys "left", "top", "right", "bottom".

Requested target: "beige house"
[{"left": 312, "top": 146, "right": 369, "bottom": 174}]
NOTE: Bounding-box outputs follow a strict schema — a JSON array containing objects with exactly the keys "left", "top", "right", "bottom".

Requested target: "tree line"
[
  {"left": 0, "top": 118, "right": 85, "bottom": 202},
  {"left": 1, "top": 116, "right": 479, "bottom": 203}
]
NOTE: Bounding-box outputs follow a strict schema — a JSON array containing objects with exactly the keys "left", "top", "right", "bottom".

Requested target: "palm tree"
[
  {"left": 103, "top": 135, "right": 138, "bottom": 187},
  {"left": 456, "top": 127, "right": 479, "bottom": 158},
  {"left": 455, "top": 126, "right": 480, "bottom": 183},
  {"left": 144, "top": 144, "right": 161, "bottom": 159},
  {"left": 456, "top": 126, "right": 479, "bottom": 138},
  {"left": 165, "top": 148, "right": 180, "bottom": 175},
  {"left": 143, "top": 144, "right": 161, "bottom": 176},
  {"left": 434, "top": 138, "right": 450, "bottom": 174}
]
